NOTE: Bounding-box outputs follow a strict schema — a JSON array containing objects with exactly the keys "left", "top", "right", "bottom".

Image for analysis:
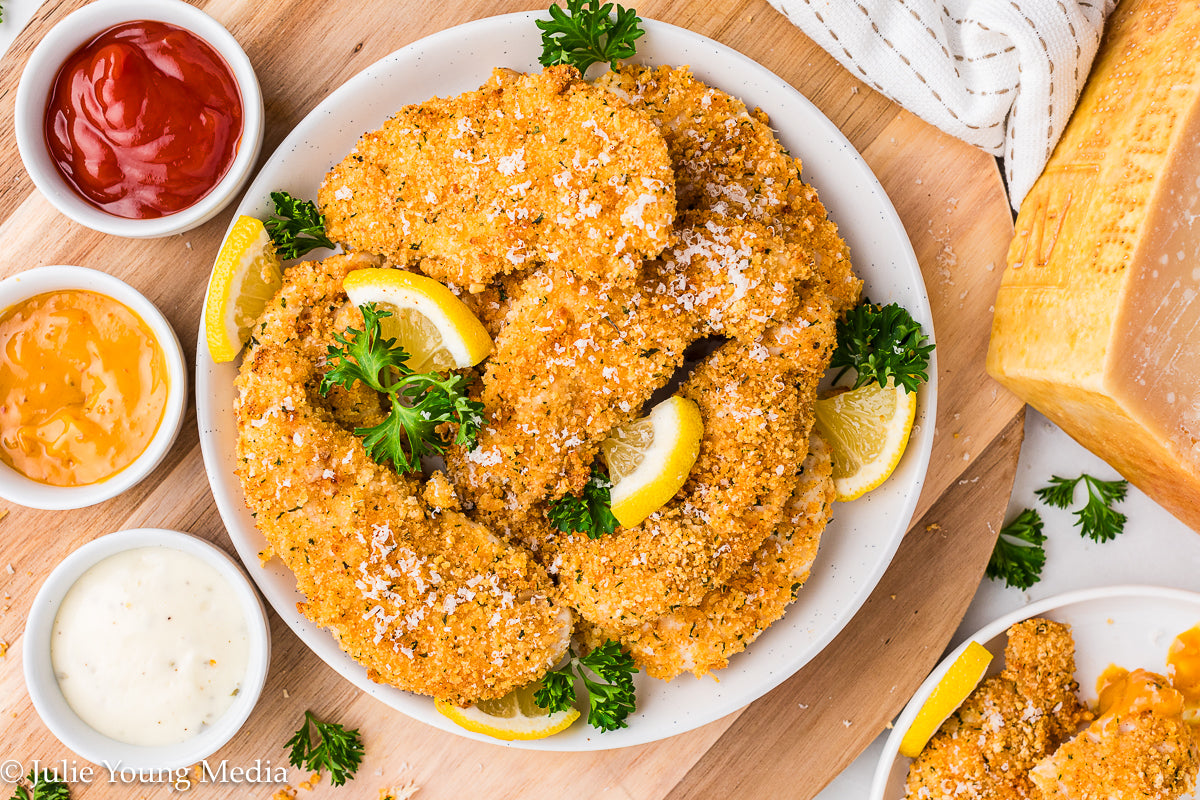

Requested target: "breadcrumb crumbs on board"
[{"left": 379, "top": 782, "right": 421, "bottom": 800}]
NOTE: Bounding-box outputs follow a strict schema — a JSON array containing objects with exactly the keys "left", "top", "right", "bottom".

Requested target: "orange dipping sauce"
[
  {"left": 1167, "top": 624, "right": 1200, "bottom": 703},
  {"left": 0, "top": 291, "right": 168, "bottom": 486}
]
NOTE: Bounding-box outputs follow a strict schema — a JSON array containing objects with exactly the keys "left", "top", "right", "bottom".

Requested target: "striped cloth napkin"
[{"left": 768, "top": 0, "right": 1116, "bottom": 207}]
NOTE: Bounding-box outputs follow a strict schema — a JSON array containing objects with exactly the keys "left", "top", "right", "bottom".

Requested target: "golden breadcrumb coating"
[
  {"left": 458, "top": 267, "right": 535, "bottom": 339},
  {"left": 235, "top": 254, "right": 571, "bottom": 705},
  {"left": 596, "top": 64, "right": 861, "bottom": 314},
  {"left": 554, "top": 318, "right": 835, "bottom": 631},
  {"left": 1029, "top": 668, "right": 1200, "bottom": 800},
  {"left": 240, "top": 63, "right": 857, "bottom": 698},
  {"left": 319, "top": 66, "right": 675, "bottom": 291},
  {"left": 447, "top": 209, "right": 815, "bottom": 514},
  {"left": 580, "top": 431, "right": 835, "bottom": 680},
  {"left": 905, "top": 618, "right": 1092, "bottom": 800}
]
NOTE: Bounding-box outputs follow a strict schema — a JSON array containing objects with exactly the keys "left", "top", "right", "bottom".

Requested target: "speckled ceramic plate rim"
[
  {"left": 196, "top": 11, "right": 935, "bottom": 751},
  {"left": 870, "top": 585, "right": 1200, "bottom": 800}
]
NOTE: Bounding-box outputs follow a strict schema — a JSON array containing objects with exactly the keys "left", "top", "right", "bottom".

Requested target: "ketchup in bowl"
[{"left": 43, "top": 20, "right": 244, "bottom": 220}]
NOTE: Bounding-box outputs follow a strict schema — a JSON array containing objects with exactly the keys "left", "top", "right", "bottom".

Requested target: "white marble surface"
[
  {"left": 4, "top": 9, "right": 1197, "bottom": 796},
  {"left": 0, "top": 0, "right": 39, "bottom": 58},
  {"left": 816, "top": 407, "right": 1200, "bottom": 798}
]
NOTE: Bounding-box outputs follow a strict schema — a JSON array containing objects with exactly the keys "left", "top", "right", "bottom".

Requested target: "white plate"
[
  {"left": 196, "top": 12, "right": 935, "bottom": 750},
  {"left": 871, "top": 585, "right": 1200, "bottom": 799}
]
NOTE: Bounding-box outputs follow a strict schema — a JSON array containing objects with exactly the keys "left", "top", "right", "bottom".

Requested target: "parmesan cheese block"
[{"left": 987, "top": 0, "right": 1200, "bottom": 531}]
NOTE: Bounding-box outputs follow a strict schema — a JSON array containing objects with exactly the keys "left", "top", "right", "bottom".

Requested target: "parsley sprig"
[
  {"left": 321, "top": 303, "right": 486, "bottom": 473},
  {"left": 537, "top": 0, "right": 645, "bottom": 74},
  {"left": 284, "top": 710, "right": 364, "bottom": 788},
  {"left": 986, "top": 509, "right": 1046, "bottom": 590},
  {"left": 547, "top": 465, "right": 618, "bottom": 537},
  {"left": 8, "top": 770, "right": 70, "bottom": 800},
  {"left": 830, "top": 300, "right": 934, "bottom": 393},
  {"left": 534, "top": 640, "right": 637, "bottom": 731},
  {"left": 1035, "top": 473, "right": 1129, "bottom": 542},
  {"left": 266, "top": 190, "right": 336, "bottom": 260},
  {"left": 988, "top": 472, "right": 1130, "bottom": 590}
]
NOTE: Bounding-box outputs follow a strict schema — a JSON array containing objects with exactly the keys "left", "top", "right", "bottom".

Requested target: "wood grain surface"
[{"left": 0, "top": 1, "right": 1022, "bottom": 797}]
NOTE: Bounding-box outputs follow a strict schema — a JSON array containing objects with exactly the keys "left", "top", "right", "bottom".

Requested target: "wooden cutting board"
[{"left": 0, "top": 1, "right": 1021, "bottom": 797}]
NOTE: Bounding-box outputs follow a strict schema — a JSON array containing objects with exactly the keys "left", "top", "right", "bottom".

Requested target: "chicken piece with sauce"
[{"left": 1029, "top": 668, "right": 1200, "bottom": 800}]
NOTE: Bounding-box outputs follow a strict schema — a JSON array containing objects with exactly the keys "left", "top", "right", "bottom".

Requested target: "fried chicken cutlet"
[
  {"left": 235, "top": 253, "right": 571, "bottom": 705},
  {"left": 597, "top": 64, "right": 861, "bottom": 314},
  {"left": 1029, "top": 668, "right": 1200, "bottom": 800},
  {"left": 319, "top": 66, "right": 675, "bottom": 292},
  {"left": 449, "top": 209, "right": 815, "bottom": 515},
  {"left": 554, "top": 319, "right": 834, "bottom": 632},
  {"left": 580, "top": 430, "right": 835, "bottom": 680},
  {"left": 905, "top": 619, "right": 1092, "bottom": 800}
]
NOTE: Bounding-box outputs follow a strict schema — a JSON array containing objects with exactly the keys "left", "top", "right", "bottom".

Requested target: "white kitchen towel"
[{"left": 769, "top": 0, "right": 1117, "bottom": 207}]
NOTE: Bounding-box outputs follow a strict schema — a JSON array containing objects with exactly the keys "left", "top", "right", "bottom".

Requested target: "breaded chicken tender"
[
  {"left": 449, "top": 209, "right": 815, "bottom": 514},
  {"left": 554, "top": 319, "right": 834, "bottom": 631},
  {"left": 1030, "top": 668, "right": 1200, "bottom": 800},
  {"left": 597, "top": 64, "right": 861, "bottom": 313},
  {"left": 320, "top": 66, "right": 675, "bottom": 291},
  {"left": 580, "top": 431, "right": 835, "bottom": 680},
  {"left": 905, "top": 619, "right": 1092, "bottom": 800},
  {"left": 235, "top": 254, "right": 571, "bottom": 705}
]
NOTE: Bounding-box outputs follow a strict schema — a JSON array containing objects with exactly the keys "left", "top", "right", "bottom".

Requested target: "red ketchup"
[{"left": 44, "top": 20, "right": 244, "bottom": 219}]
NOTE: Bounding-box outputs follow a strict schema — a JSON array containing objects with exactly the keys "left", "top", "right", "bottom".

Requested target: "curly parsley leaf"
[
  {"left": 266, "top": 190, "right": 336, "bottom": 260},
  {"left": 830, "top": 300, "right": 934, "bottom": 393},
  {"left": 321, "top": 303, "right": 486, "bottom": 473},
  {"left": 986, "top": 508, "right": 1046, "bottom": 590},
  {"left": 536, "top": 0, "right": 645, "bottom": 73},
  {"left": 534, "top": 640, "right": 637, "bottom": 731},
  {"left": 1034, "top": 473, "right": 1129, "bottom": 543},
  {"left": 9, "top": 770, "right": 70, "bottom": 800},
  {"left": 533, "top": 668, "right": 578, "bottom": 714},
  {"left": 548, "top": 466, "right": 618, "bottom": 537},
  {"left": 1033, "top": 475, "right": 1078, "bottom": 510},
  {"left": 285, "top": 710, "right": 364, "bottom": 788},
  {"left": 321, "top": 304, "right": 411, "bottom": 395}
]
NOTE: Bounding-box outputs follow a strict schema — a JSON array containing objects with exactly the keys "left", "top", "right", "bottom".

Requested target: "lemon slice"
[
  {"left": 343, "top": 268, "right": 493, "bottom": 373},
  {"left": 600, "top": 395, "right": 703, "bottom": 528},
  {"left": 434, "top": 683, "right": 580, "bottom": 740},
  {"left": 204, "top": 216, "right": 283, "bottom": 363},
  {"left": 813, "top": 379, "right": 917, "bottom": 502},
  {"left": 899, "top": 641, "right": 994, "bottom": 758}
]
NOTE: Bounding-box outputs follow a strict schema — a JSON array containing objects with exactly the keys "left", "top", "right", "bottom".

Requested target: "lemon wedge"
[
  {"left": 813, "top": 379, "right": 917, "bottom": 502},
  {"left": 204, "top": 216, "right": 283, "bottom": 363},
  {"left": 343, "top": 268, "right": 493, "bottom": 373},
  {"left": 600, "top": 395, "right": 703, "bottom": 528},
  {"left": 434, "top": 683, "right": 580, "bottom": 740},
  {"left": 899, "top": 641, "right": 993, "bottom": 758}
]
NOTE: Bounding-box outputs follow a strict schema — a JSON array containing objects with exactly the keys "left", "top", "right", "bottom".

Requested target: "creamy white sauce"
[{"left": 50, "top": 546, "right": 250, "bottom": 746}]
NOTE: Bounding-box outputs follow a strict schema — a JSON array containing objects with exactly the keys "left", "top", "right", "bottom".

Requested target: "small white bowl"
[
  {"left": 870, "top": 585, "right": 1200, "bottom": 800},
  {"left": 0, "top": 265, "right": 187, "bottom": 509},
  {"left": 24, "top": 529, "right": 272, "bottom": 771},
  {"left": 14, "top": 0, "right": 264, "bottom": 238}
]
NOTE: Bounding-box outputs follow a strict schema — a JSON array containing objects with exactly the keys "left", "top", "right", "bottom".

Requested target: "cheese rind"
[{"left": 988, "top": 0, "right": 1200, "bottom": 531}]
